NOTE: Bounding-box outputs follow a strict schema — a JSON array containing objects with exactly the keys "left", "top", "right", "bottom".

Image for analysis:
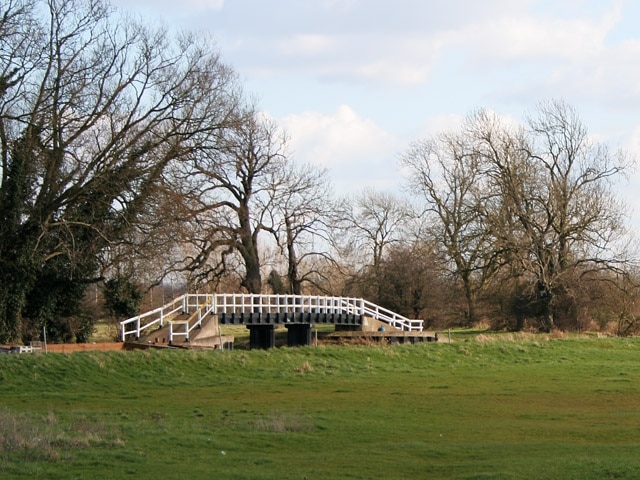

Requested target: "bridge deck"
[{"left": 218, "top": 312, "right": 363, "bottom": 326}]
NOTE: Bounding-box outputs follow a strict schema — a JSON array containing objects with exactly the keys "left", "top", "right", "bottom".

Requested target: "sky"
[{"left": 111, "top": 0, "right": 640, "bottom": 226}]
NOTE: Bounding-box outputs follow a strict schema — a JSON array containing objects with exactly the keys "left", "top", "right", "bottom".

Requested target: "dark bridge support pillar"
[
  {"left": 286, "top": 324, "right": 312, "bottom": 347},
  {"left": 247, "top": 325, "right": 275, "bottom": 349}
]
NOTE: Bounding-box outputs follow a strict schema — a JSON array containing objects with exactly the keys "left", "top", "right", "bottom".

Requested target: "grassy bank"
[{"left": 1, "top": 337, "right": 640, "bottom": 479}]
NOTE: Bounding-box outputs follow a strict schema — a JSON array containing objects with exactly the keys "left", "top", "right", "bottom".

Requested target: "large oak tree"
[{"left": 479, "top": 101, "right": 630, "bottom": 331}]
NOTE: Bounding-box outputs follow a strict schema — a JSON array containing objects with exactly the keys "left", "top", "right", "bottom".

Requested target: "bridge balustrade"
[{"left": 213, "top": 294, "right": 364, "bottom": 316}]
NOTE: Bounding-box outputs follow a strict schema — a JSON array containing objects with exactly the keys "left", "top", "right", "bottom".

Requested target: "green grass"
[{"left": 1, "top": 337, "right": 640, "bottom": 479}]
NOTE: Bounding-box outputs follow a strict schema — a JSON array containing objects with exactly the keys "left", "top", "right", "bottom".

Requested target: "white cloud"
[
  {"left": 114, "top": 0, "right": 634, "bottom": 95},
  {"left": 280, "top": 105, "right": 405, "bottom": 192},
  {"left": 185, "top": 0, "right": 224, "bottom": 10},
  {"left": 434, "top": 3, "right": 640, "bottom": 111},
  {"left": 319, "top": 0, "right": 359, "bottom": 13},
  {"left": 112, "top": 0, "right": 224, "bottom": 14},
  {"left": 551, "top": 39, "right": 640, "bottom": 108},
  {"left": 418, "top": 113, "right": 465, "bottom": 138},
  {"left": 281, "top": 105, "right": 392, "bottom": 165},
  {"left": 110, "top": 0, "right": 640, "bottom": 201},
  {"left": 458, "top": 13, "right": 614, "bottom": 64},
  {"left": 255, "top": 32, "right": 444, "bottom": 86},
  {"left": 227, "top": 1, "right": 631, "bottom": 95},
  {"left": 277, "top": 34, "right": 338, "bottom": 56}
]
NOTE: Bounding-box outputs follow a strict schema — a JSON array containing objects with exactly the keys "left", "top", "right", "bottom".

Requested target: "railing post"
[{"left": 136, "top": 317, "right": 140, "bottom": 340}]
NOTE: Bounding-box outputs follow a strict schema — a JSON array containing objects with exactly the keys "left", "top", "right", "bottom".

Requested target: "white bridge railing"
[
  {"left": 120, "top": 293, "right": 423, "bottom": 342},
  {"left": 120, "top": 294, "right": 215, "bottom": 342}
]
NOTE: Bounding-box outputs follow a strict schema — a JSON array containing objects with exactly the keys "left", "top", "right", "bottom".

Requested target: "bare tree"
[
  {"left": 270, "top": 162, "right": 334, "bottom": 294},
  {"left": 403, "top": 102, "right": 631, "bottom": 331},
  {"left": 376, "top": 241, "right": 451, "bottom": 326},
  {"left": 335, "top": 189, "right": 413, "bottom": 302},
  {"left": 402, "top": 120, "right": 502, "bottom": 325},
  {"left": 475, "top": 101, "right": 630, "bottom": 331},
  {"left": 173, "top": 112, "right": 288, "bottom": 294}
]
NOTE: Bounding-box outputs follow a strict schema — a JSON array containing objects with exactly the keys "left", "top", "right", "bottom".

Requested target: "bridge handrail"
[
  {"left": 120, "top": 296, "right": 185, "bottom": 341},
  {"left": 362, "top": 303, "right": 423, "bottom": 331},
  {"left": 168, "top": 296, "right": 217, "bottom": 343},
  {"left": 214, "top": 293, "right": 354, "bottom": 315},
  {"left": 341, "top": 297, "right": 423, "bottom": 332},
  {"left": 121, "top": 293, "right": 216, "bottom": 341}
]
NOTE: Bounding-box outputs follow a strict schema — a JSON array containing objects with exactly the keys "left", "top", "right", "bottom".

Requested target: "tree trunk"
[
  {"left": 541, "top": 303, "right": 554, "bottom": 332},
  {"left": 285, "top": 220, "right": 301, "bottom": 295},
  {"left": 540, "top": 287, "right": 555, "bottom": 333},
  {"left": 238, "top": 204, "right": 262, "bottom": 294},
  {"left": 287, "top": 243, "right": 301, "bottom": 295},
  {"left": 462, "top": 272, "right": 477, "bottom": 327}
]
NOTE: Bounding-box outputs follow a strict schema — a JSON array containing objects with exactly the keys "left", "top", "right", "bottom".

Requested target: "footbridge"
[{"left": 121, "top": 294, "right": 425, "bottom": 349}]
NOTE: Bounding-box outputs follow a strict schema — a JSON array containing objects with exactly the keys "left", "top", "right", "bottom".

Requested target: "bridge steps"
[{"left": 136, "top": 316, "right": 234, "bottom": 349}]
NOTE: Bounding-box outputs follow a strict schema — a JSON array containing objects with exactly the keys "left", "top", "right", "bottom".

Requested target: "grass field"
[{"left": 1, "top": 336, "right": 640, "bottom": 479}]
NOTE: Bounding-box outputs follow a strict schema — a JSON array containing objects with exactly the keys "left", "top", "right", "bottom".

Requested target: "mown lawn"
[{"left": 1, "top": 337, "right": 640, "bottom": 479}]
